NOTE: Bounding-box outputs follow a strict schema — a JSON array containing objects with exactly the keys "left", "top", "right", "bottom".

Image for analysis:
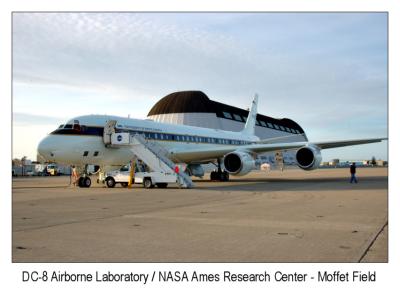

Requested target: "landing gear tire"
[
  {"left": 222, "top": 171, "right": 229, "bottom": 181},
  {"left": 156, "top": 183, "right": 168, "bottom": 188},
  {"left": 78, "top": 176, "right": 91, "bottom": 188},
  {"left": 210, "top": 171, "right": 217, "bottom": 181},
  {"left": 83, "top": 177, "right": 91, "bottom": 187},
  {"left": 210, "top": 170, "right": 229, "bottom": 182},
  {"left": 78, "top": 177, "right": 85, "bottom": 187},
  {"left": 143, "top": 178, "right": 154, "bottom": 189},
  {"left": 105, "top": 177, "right": 116, "bottom": 188}
]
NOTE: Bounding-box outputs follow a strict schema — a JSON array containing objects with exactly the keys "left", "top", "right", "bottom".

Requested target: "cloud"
[
  {"left": 12, "top": 13, "right": 388, "bottom": 160},
  {"left": 13, "top": 112, "right": 66, "bottom": 126},
  {"left": 12, "top": 13, "right": 248, "bottom": 94}
]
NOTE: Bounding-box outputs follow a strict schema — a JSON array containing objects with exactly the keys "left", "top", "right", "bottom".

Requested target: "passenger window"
[
  {"left": 260, "top": 121, "right": 267, "bottom": 127},
  {"left": 94, "top": 151, "right": 99, "bottom": 157},
  {"left": 233, "top": 114, "right": 242, "bottom": 122},
  {"left": 223, "top": 112, "right": 233, "bottom": 119},
  {"left": 83, "top": 151, "right": 89, "bottom": 157}
]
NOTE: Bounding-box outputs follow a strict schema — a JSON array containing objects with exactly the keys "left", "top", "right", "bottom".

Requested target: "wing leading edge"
[{"left": 169, "top": 137, "right": 387, "bottom": 162}]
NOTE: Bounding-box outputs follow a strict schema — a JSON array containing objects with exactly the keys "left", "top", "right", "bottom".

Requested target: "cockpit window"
[
  {"left": 73, "top": 123, "right": 81, "bottom": 131},
  {"left": 50, "top": 123, "right": 104, "bottom": 136}
]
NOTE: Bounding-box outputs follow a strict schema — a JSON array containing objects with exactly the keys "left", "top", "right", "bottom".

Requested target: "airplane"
[{"left": 37, "top": 94, "right": 387, "bottom": 187}]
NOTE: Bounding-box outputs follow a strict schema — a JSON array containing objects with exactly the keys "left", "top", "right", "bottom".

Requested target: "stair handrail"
[{"left": 131, "top": 134, "right": 194, "bottom": 188}]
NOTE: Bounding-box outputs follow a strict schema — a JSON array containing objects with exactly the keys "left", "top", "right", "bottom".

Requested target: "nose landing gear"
[
  {"left": 77, "top": 165, "right": 92, "bottom": 188},
  {"left": 78, "top": 176, "right": 91, "bottom": 188}
]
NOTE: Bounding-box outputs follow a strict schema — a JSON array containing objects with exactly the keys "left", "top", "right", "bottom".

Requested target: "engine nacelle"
[
  {"left": 295, "top": 145, "right": 322, "bottom": 170},
  {"left": 223, "top": 151, "right": 255, "bottom": 176}
]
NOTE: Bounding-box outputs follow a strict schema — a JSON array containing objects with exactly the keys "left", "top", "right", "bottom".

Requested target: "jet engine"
[
  {"left": 223, "top": 151, "right": 255, "bottom": 176},
  {"left": 295, "top": 145, "right": 322, "bottom": 170}
]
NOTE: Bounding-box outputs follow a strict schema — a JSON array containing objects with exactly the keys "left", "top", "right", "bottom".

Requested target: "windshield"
[{"left": 120, "top": 165, "right": 129, "bottom": 172}]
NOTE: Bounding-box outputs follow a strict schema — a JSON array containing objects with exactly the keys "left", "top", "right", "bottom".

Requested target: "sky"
[{"left": 12, "top": 12, "right": 388, "bottom": 161}]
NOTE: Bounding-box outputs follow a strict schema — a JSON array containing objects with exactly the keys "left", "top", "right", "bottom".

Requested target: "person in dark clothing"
[{"left": 350, "top": 162, "right": 358, "bottom": 183}]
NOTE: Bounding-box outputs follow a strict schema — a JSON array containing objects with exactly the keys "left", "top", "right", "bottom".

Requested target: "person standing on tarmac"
[
  {"left": 71, "top": 165, "right": 79, "bottom": 187},
  {"left": 350, "top": 162, "right": 358, "bottom": 183}
]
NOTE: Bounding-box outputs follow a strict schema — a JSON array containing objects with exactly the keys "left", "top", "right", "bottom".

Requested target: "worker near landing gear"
[{"left": 71, "top": 165, "right": 79, "bottom": 187}]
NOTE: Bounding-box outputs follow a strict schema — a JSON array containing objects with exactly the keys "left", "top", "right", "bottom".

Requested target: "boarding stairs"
[{"left": 103, "top": 121, "right": 194, "bottom": 188}]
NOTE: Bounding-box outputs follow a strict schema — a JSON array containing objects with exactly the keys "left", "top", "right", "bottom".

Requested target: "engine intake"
[
  {"left": 295, "top": 145, "right": 322, "bottom": 170},
  {"left": 223, "top": 151, "right": 255, "bottom": 176}
]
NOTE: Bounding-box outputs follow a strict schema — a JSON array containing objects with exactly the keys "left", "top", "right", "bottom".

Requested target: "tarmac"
[{"left": 12, "top": 167, "right": 388, "bottom": 263}]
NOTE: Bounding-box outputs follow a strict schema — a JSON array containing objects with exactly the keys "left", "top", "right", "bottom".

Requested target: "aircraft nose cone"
[{"left": 37, "top": 136, "right": 54, "bottom": 161}]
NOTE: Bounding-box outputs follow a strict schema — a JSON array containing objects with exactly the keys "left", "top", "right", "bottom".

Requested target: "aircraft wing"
[
  {"left": 170, "top": 137, "right": 387, "bottom": 162},
  {"left": 312, "top": 137, "right": 387, "bottom": 149}
]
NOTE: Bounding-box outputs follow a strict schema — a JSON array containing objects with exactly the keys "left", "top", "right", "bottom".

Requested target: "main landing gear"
[{"left": 210, "top": 159, "right": 229, "bottom": 182}]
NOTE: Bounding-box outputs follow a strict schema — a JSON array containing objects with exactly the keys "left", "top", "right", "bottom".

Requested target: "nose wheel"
[{"left": 78, "top": 176, "right": 92, "bottom": 188}]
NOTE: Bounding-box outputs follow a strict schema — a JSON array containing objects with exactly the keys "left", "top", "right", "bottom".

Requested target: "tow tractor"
[{"left": 104, "top": 164, "right": 178, "bottom": 188}]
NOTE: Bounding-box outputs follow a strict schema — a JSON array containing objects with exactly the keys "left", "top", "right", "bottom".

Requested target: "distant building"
[
  {"left": 329, "top": 159, "right": 340, "bottom": 166},
  {"left": 147, "top": 91, "right": 308, "bottom": 166},
  {"left": 376, "top": 160, "right": 387, "bottom": 167},
  {"left": 147, "top": 91, "right": 307, "bottom": 143}
]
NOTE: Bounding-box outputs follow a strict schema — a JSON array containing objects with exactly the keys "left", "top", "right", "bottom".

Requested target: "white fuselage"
[{"left": 37, "top": 114, "right": 262, "bottom": 168}]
